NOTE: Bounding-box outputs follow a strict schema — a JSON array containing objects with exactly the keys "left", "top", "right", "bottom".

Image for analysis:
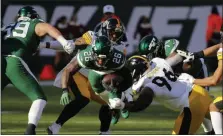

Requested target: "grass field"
[{"left": 1, "top": 86, "right": 222, "bottom": 135}]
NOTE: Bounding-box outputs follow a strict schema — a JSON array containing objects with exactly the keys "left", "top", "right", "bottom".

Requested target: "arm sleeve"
[
  {"left": 166, "top": 54, "right": 183, "bottom": 66},
  {"left": 124, "top": 87, "right": 154, "bottom": 112},
  {"left": 39, "top": 40, "right": 75, "bottom": 50}
]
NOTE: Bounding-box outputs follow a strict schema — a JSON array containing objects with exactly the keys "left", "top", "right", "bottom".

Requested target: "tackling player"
[
  {"left": 1, "top": 6, "right": 74, "bottom": 134},
  {"left": 135, "top": 35, "right": 213, "bottom": 134},
  {"left": 109, "top": 56, "right": 213, "bottom": 134},
  {"left": 138, "top": 35, "right": 209, "bottom": 83},
  {"left": 47, "top": 36, "right": 132, "bottom": 134},
  {"left": 177, "top": 42, "right": 223, "bottom": 134}
]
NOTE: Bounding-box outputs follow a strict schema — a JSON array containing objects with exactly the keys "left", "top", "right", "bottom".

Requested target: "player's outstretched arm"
[
  {"left": 38, "top": 37, "right": 88, "bottom": 51},
  {"left": 202, "top": 43, "right": 222, "bottom": 57},
  {"left": 61, "top": 57, "right": 80, "bottom": 89},
  {"left": 125, "top": 87, "right": 154, "bottom": 112},
  {"left": 35, "top": 22, "right": 74, "bottom": 54},
  {"left": 177, "top": 43, "right": 222, "bottom": 63},
  {"left": 192, "top": 44, "right": 222, "bottom": 86},
  {"left": 193, "top": 61, "right": 222, "bottom": 86},
  {"left": 109, "top": 87, "right": 154, "bottom": 112}
]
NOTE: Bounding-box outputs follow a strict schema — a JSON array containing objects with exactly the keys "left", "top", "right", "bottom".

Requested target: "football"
[{"left": 102, "top": 73, "right": 124, "bottom": 86}]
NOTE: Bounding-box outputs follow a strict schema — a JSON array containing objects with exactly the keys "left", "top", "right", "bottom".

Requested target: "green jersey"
[
  {"left": 2, "top": 19, "right": 43, "bottom": 61},
  {"left": 77, "top": 46, "right": 126, "bottom": 75}
]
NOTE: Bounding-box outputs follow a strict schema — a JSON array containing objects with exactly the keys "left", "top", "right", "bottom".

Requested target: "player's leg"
[
  {"left": 1, "top": 57, "right": 10, "bottom": 90},
  {"left": 5, "top": 57, "right": 47, "bottom": 134},
  {"left": 197, "top": 59, "right": 214, "bottom": 134},
  {"left": 172, "top": 85, "right": 212, "bottom": 134},
  {"left": 209, "top": 96, "right": 223, "bottom": 134},
  {"left": 48, "top": 72, "right": 90, "bottom": 134},
  {"left": 99, "top": 105, "right": 112, "bottom": 134},
  {"left": 88, "top": 71, "right": 112, "bottom": 133}
]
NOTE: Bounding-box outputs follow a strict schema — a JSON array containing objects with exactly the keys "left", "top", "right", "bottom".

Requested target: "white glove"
[
  {"left": 56, "top": 36, "right": 75, "bottom": 54},
  {"left": 62, "top": 41, "right": 75, "bottom": 54},
  {"left": 176, "top": 50, "right": 194, "bottom": 63},
  {"left": 178, "top": 73, "right": 195, "bottom": 84},
  {"left": 108, "top": 98, "right": 125, "bottom": 109}
]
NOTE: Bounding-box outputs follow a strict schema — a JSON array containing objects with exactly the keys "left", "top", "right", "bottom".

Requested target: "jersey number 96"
[{"left": 152, "top": 68, "right": 177, "bottom": 91}]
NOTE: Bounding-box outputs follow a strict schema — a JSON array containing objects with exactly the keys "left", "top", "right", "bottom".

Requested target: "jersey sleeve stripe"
[
  {"left": 82, "top": 33, "right": 92, "bottom": 45},
  {"left": 77, "top": 53, "right": 86, "bottom": 68},
  {"left": 217, "top": 48, "right": 222, "bottom": 60}
]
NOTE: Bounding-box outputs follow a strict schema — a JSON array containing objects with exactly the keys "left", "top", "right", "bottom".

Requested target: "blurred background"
[
  {"left": 1, "top": 0, "right": 223, "bottom": 134},
  {"left": 2, "top": 0, "right": 223, "bottom": 79}
]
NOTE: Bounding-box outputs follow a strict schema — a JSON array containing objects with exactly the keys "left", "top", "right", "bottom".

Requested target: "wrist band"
[
  {"left": 62, "top": 88, "right": 68, "bottom": 92},
  {"left": 194, "top": 51, "right": 204, "bottom": 59},
  {"left": 46, "top": 42, "right": 50, "bottom": 48}
]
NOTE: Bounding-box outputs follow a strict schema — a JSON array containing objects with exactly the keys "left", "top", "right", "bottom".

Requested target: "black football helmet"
[
  {"left": 101, "top": 18, "right": 125, "bottom": 44},
  {"left": 127, "top": 55, "right": 149, "bottom": 82}
]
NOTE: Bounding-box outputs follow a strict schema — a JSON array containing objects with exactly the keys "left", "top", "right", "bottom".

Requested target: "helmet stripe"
[{"left": 128, "top": 55, "right": 148, "bottom": 63}]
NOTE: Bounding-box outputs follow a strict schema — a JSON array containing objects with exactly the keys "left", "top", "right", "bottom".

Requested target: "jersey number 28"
[{"left": 152, "top": 68, "right": 177, "bottom": 91}]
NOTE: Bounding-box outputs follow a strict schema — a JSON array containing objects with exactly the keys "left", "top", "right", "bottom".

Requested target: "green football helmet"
[
  {"left": 138, "top": 35, "right": 165, "bottom": 60},
  {"left": 92, "top": 36, "right": 113, "bottom": 67},
  {"left": 17, "top": 6, "right": 40, "bottom": 21}
]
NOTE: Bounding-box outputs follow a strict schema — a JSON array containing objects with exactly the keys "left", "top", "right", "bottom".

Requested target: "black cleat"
[
  {"left": 24, "top": 123, "right": 36, "bottom": 135},
  {"left": 46, "top": 127, "right": 53, "bottom": 135},
  {"left": 206, "top": 129, "right": 215, "bottom": 135}
]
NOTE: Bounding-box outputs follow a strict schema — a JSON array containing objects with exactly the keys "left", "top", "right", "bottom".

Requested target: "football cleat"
[
  {"left": 47, "top": 122, "right": 61, "bottom": 135},
  {"left": 111, "top": 109, "right": 120, "bottom": 125},
  {"left": 121, "top": 109, "right": 129, "bottom": 119}
]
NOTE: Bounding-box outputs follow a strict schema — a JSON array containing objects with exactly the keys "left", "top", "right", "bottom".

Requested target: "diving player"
[{"left": 109, "top": 56, "right": 213, "bottom": 134}]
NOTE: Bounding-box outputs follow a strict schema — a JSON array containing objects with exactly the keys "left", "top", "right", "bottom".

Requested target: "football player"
[
  {"left": 138, "top": 35, "right": 209, "bottom": 84},
  {"left": 136, "top": 35, "right": 213, "bottom": 134},
  {"left": 41, "top": 18, "right": 130, "bottom": 127},
  {"left": 109, "top": 55, "right": 213, "bottom": 134},
  {"left": 47, "top": 36, "right": 132, "bottom": 134},
  {"left": 177, "top": 42, "right": 222, "bottom": 134},
  {"left": 1, "top": 6, "right": 74, "bottom": 134}
]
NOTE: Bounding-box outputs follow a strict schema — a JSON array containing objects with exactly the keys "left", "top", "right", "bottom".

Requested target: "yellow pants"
[
  {"left": 213, "top": 96, "right": 223, "bottom": 112},
  {"left": 71, "top": 72, "right": 107, "bottom": 105},
  {"left": 172, "top": 85, "right": 212, "bottom": 134}
]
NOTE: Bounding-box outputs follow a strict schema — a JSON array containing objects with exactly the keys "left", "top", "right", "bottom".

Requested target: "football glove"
[
  {"left": 62, "top": 41, "right": 75, "bottom": 54},
  {"left": 108, "top": 98, "right": 125, "bottom": 109},
  {"left": 176, "top": 49, "right": 194, "bottom": 63},
  {"left": 178, "top": 73, "right": 195, "bottom": 84},
  {"left": 60, "top": 89, "right": 72, "bottom": 105}
]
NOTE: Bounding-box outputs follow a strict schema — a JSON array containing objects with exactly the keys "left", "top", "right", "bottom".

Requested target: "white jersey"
[{"left": 132, "top": 58, "right": 193, "bottom": 111}]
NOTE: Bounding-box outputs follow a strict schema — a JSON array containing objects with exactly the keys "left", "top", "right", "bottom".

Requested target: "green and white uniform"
[
  {"left": 77, "top": 46, "right": 126, "bottom": 97},
  {"left": 164, "top": 39, "right": 209, "bottom": 82},
  {"left": 2, "top": 19, "right": 46, "bottom": 101}
]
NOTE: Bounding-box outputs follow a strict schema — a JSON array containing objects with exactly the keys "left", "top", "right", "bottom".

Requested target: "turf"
[{"left": 1, "top": 86, "right": 222, "bottom": 134}]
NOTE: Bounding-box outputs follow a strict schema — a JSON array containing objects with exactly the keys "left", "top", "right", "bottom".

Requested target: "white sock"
[
  {"left": 210, "top": 111, "right": 223, "bottom": 134},
  {"left": 28, "top": 99, "right": 47, "bottom": 126},
  {"left": 201, "top": 118, "right": 213, "bottom": 132},
  {"left": 99, "top": 130, "right": 110, "bottom": 135},
  {"left": 49, "top": 122, "right": 61, "bottom": 134}
]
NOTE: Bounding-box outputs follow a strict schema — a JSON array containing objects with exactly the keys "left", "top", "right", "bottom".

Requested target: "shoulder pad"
[
  {"left": 164, "top": 39, "right": 180, "bottom": 57},
  {"left": 82, "top": 31, "right": 95, "bottom": 45}
]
